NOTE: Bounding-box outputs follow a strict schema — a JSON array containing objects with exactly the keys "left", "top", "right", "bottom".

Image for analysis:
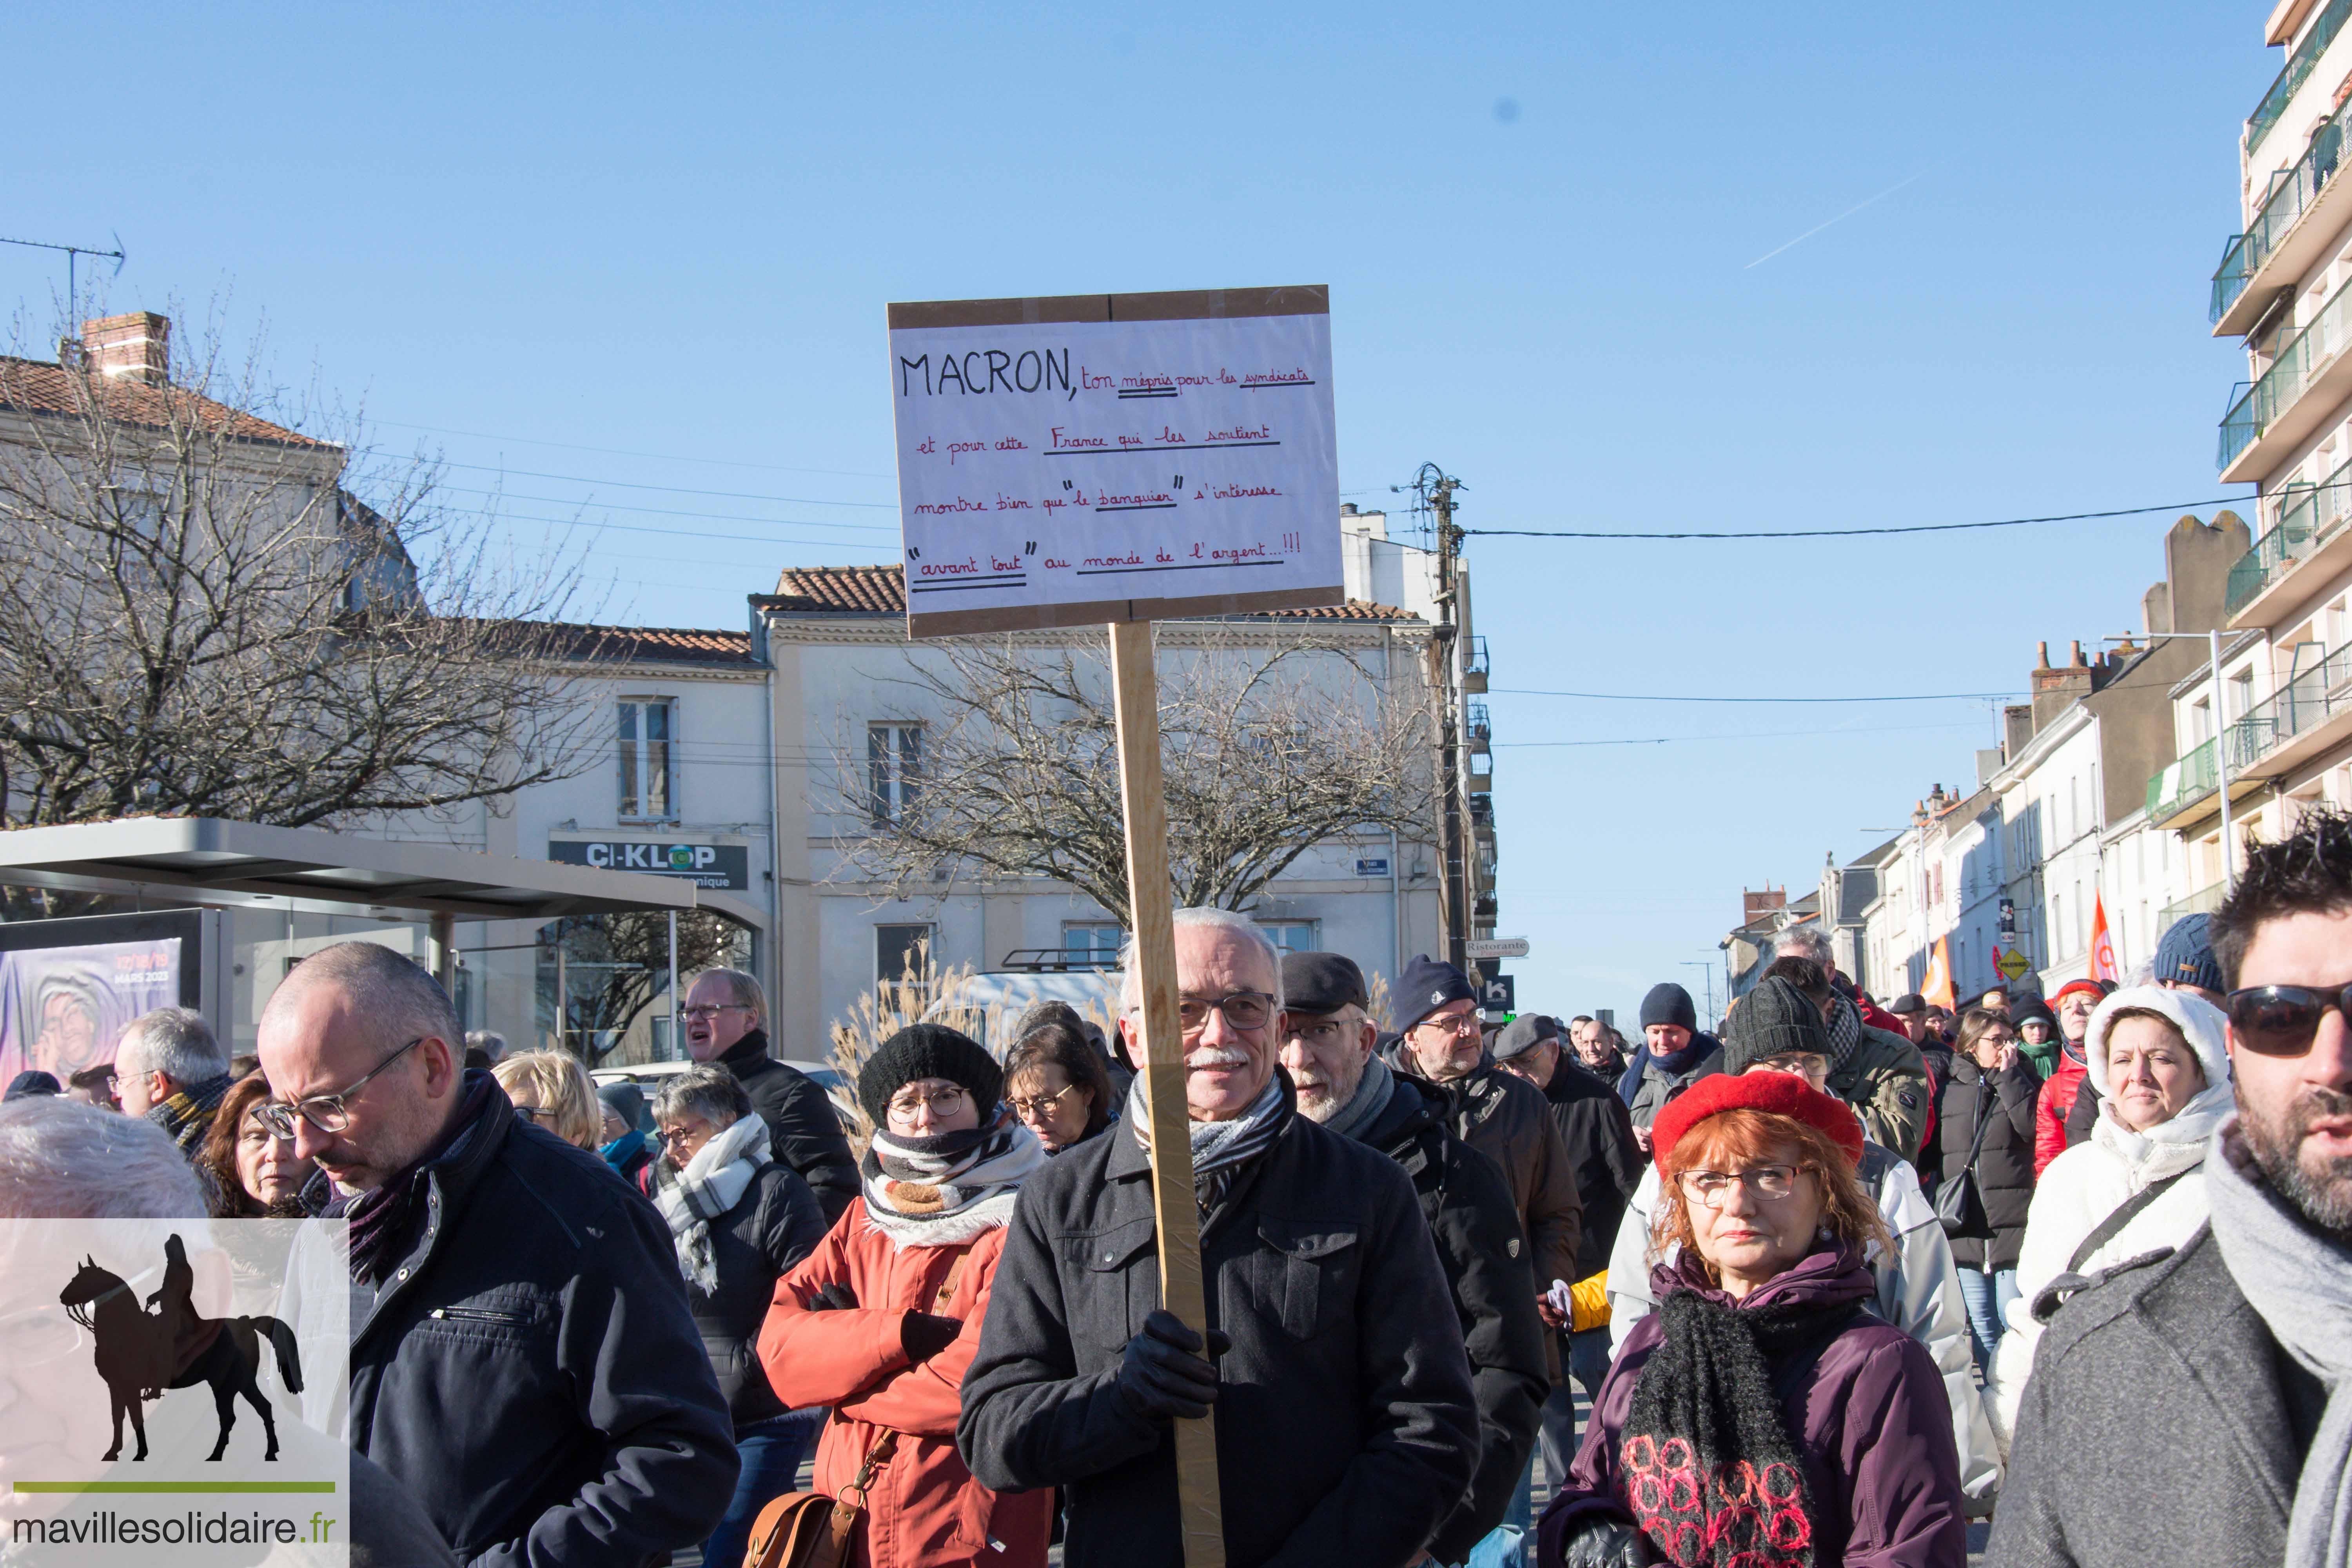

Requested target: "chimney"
[
  {"left": 81, "top": 312, "right": 169, "bottom": 386},
  {"left": 1742, "top": 885, "right": 1786, "bottom": 926},
  {"left": 2031, "top": 637, "right": 2094, "bottom": 733}
]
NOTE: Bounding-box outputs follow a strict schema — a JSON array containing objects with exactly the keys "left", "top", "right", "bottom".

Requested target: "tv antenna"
[{"left": 0, "top": 232, "right": 127, "bottom": 314}]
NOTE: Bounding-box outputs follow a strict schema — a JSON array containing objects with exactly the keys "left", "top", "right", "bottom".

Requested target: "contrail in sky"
[{"left": 1744, "top": 169, "right": 1931, "bottom": 269}]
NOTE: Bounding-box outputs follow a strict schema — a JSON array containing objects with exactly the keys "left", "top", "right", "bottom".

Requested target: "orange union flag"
[
  {"left": 2090, "top": 892, "right": 2120, "bottom": 983},
  {"left": 1921, "top": 936, "right": 1956, "bottom": 1010}
]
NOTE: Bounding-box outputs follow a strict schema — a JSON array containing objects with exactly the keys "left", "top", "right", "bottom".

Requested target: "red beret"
[{"left": 1648, "top": 1071, "right": 1865, "bottom": 1180}]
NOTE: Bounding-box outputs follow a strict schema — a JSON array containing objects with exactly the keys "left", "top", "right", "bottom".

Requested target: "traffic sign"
[
  {"left": 1465, "top": 937, "right": 1530, "bottom": 960},
  {"left": 1997, "top": 947, "right": 2032, "bottom": 981}
]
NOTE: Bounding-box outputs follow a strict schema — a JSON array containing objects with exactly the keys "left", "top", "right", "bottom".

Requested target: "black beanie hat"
[
  {"left": 1639, "top": 982, "right": 1697, "bottom": 1032},
  {"left": 1396, "top": 953, "right": 1477, "bottom": 1031},
  {"left": 860, "top": 1023, "right": 1004, "bottom": 1126},
  {"left": 1721, "top": 976, "right": 1833, "bottom": 1075},
  {"left": 1281, "top": 951, "right": 1368, "bottom": 1015}
]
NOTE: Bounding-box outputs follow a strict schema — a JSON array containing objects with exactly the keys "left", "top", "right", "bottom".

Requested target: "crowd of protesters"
[{"left": 3, "top": 810, "right": 2352, "bottom": 1567}]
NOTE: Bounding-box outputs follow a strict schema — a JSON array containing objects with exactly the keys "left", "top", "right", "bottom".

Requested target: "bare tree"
[
  {"left": 835, "top": 627, "right": 1436, "bottom": 927},
  {"left": 0, "top": 307, "right": 606, "bottom": 837},
  {"left": 545, "top": 909, "right": 741, "bottom": 1065}
]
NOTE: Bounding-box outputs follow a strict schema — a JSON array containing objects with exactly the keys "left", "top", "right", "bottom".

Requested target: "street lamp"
[{"left": 2107, "top": 629, "right": 2236, "bottom": 886}]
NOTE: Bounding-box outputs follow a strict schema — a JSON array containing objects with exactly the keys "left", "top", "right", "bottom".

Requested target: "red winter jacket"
[
  {"left": 759, "top": 1203, "right": 1052, "bottom": 1568},
  {"left": 2033, "top": 1058, "right": 2087, "bottom": 1179}
]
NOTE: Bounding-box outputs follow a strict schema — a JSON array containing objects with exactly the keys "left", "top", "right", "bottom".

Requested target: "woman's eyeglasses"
[
  {"left": 1009, "top": 1083, "right": 1079, "bottom": 1118},
  {"left": 2228, "top": 983, "right": 2352, "bottom": 1056},
  {"left": 1675, "top": 1164, "right": 1802, "bottom": 1208},
  {"left": 887, "top": 1085, "right": 970, "bottom": 1120}
]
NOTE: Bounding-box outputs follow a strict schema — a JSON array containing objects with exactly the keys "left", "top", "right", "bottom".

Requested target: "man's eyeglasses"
[
  {"left": 886, "top": 1085, "right": 970, "bottom": 1120},
  {"left": 1009, "top": 1083, "right": 1080, "bottom": 1119},
  {"left": 1284, "top": 1018, "right": 1354, "bottom": 1048},
  {"left": 681, "top": 1004, "right": 755, "bottom": 1022},
  {"left": 257, "top": 1036, "right": 424, "bottom": 1138},
  {"left": 1675, "top": 1164, "right": 1804, "bottom": 1208},
  {"left": 1414, "top": 1011, "right": 1482, "bottom": 1039},
  {"left": 1176, "top": 991, "right": 1275, "bottom": 1034},
  {"left": 2228, "top": 983, "right": 2352, "bottom": 1056}
]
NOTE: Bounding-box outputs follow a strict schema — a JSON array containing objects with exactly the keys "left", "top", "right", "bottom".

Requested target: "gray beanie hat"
[{"left": 1721, "top": 976, "right": 1832, "bottom": 1076}]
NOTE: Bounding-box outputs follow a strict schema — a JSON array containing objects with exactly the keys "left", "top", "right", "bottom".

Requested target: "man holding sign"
[{"left": 959, "top": 907, "right": 1479, "bottom": 1567}]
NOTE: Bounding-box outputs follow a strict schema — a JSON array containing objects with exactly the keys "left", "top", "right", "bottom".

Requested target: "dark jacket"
[
  {"left": 958, "top": 1090, "right": 1480, "bottom": 1568},
  {"left": 346, "top": 1077, "right": 738, "bottom": 1567},
  {"left": 1423, "top": 1062, "right": 1582, "bottom": 1298},
  {"left": 2063, "top": 1071, "right": 2101, "bottom": 1148},
  {"left": 679, "top": 1159, "right": 827, "bottom": 1428},
  {"left": 717, "top": 1029, "right": 859, "bottom": 1223},
  {"left": 1538, "top": 1058, "right": 1642, "bottom": 1280},
  {"left": 1934, "top": 1053, "right": 2042, "bottom": 1271},
  {"left": 1358, "top": 1073, "right": 1549, "bottom": 1564},
  {"left": 1988, "top": 1225, "right": 2320, "bottom": 1568},
  {"left": 1830, "top": 1018, "right": 1934, "bottom": 1164},
  {"left": 1543, "top": 1245, "right": 1967, "bottom": 1568},
  {"left": 1625, "top": 1036, "right": 1724, "bottom": 1132}
]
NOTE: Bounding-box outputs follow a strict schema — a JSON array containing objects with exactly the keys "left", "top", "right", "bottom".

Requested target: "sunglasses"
[{"left": 2227, "top": 984, "right": 2352, "bottom": 1056}]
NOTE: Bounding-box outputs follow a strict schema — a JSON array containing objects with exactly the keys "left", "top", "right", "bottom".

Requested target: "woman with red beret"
[{"left": 1537, "top": 1071, "right": 1967, "bottom": 1568}]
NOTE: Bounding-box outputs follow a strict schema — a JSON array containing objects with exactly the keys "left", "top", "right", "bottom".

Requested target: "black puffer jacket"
[
  {"left": 1933, "top": 1052, "right": 2042, "bottom": 1271},
  {"left": 1539, "top": 1059, "right": 1642, "bottom": 1280},
  {"left": 344, "top": 1076, "right": 738, "bottom": 1566},
  {"left": 716, "top": 1029, "right": 860, "bottom": 1223},
  {"left": 1356, "top": 1073, "right": 1548, "bottom": 1564},
  {"left": 670, "top": 1158, "right": 827, "bottom": 1428}
]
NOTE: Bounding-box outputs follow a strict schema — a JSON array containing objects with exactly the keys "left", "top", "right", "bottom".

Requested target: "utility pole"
[{"left": 1404, "top": 463, "right": 1470, "bottom": 971}]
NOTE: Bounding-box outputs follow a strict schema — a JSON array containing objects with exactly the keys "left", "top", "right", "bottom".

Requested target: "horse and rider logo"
[{"left": 56, "top": 1234, "right": 303, "bottom": 1463}]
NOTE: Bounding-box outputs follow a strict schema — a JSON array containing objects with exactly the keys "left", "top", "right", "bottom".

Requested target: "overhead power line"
[
  {"left": 1494, "top": 718, "right": 1987, "bottom": 748},
  {"left": 1462, "top": 494, "right": 2257, "bottom": 541},
  {"left": 1492, "top": 686, "right": 2024, "bottom": 704}
]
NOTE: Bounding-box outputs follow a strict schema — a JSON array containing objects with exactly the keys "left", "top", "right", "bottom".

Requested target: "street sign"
[
  {"left": 1480, "top": 974, "right": 1516, "bottom": 1014},
  {"left": 1464, "top": 936, "right": 1529, "bottom": 960},
  {"left": 1354, "top": 856, "right": 1390, "bottom": 878},
  {"left": 1997, "top": 947, "right": 2032, "bottom": 981},
  {"left": 887, "top": 287, "right": 1340, "bottom": 638}
]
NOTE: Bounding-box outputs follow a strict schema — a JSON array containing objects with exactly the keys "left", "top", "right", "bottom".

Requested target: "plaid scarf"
[
  {"left": 1125, "top": 1069, "right": 1289, "bottom": 1218},
  {"left": 653, "top": 1113, "right": 771, "bottom": 1292},
  {"left": 1824, "top": 996, "right": 1863, "bottom": 1073},
  {"left": 861, "top": 1114, "right": 1045, "bottom": 1248},
  {"left": 147, "top": 1071, "right": 232, "bottom": 1155},
  {"left": 340, "top": 1074, "right": 497, "bottom": 1283}
]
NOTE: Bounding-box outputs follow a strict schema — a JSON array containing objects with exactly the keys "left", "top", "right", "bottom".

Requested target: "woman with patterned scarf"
[
  {"left": 1539, "top": 1072, "right": 1966, "bottom": 1568},
  {"left": 758, "top": 1023, "right": 1053, "bottom": 1567}
]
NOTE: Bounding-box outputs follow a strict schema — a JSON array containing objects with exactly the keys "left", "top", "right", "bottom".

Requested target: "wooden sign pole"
[{"left": 1106, "top": 617, "right": 1227, "bottom": 1568}]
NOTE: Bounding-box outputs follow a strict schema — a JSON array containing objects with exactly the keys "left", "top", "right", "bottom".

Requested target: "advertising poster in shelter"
[{"left": 0, "top": 937, "right": 182, "bottom": 1085}]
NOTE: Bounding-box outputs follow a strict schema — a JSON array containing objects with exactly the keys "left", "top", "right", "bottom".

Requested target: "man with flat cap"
[{"left": 1277, "top": 950, "right": 1548, "bottom": 1565}]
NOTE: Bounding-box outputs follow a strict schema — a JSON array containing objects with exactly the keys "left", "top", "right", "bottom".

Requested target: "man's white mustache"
[{"left": 1185, "top": 1045, "right": 1250, "bottom": 1069}]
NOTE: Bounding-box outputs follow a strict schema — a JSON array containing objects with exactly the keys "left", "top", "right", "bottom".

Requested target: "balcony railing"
[
  {"left": 2236, "top": 641, "right": 2352, "bottom": 760},
  {"left": 2157, "top": 881, "right": 2228, "bottom": 931},
  {"left": 1466, "top": 699, "right": 1491, "bottom": 752},
  {"left": 1463, "top": 635, "right": 1490, "bottom": 693},
  {"left": 2213, "top": 111, "right": 2349, "bottom": 323},
  {"left": 2219, "top": 282, "right": 2352, "bottom": 470},
  {"left": 2226, "top": 455, "right": 2352, "bottom": 613},
  {"left": 2146, "top": 720, "right": 2267, "bottom": 821},
  {"left": 2249, "top": 0, "right": 2352, "bottom": 162}
]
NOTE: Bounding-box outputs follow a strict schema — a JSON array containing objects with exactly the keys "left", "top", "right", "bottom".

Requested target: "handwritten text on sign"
[{"left": 887, "top": 310, "right": 1339, "bottom": 632}]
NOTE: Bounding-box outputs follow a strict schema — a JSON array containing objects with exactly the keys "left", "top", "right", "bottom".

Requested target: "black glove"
[
  {"left": 901, "top": 1311, "right": 963, "bottom": 1362},
  {"left": 805, "top": 1282, "right": 858, "bottom": 1312},
  {"left": 1115, "top": 1309, "right": 1221, "bottom": 1421},
  {"left": 1560, "top": 1518, "right": 1654, "bottom": 1568}
]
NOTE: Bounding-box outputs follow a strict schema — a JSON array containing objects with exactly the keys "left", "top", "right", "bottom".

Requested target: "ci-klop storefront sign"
[{"left": 549, "top": 839, "right": 750, "bottom": 891}]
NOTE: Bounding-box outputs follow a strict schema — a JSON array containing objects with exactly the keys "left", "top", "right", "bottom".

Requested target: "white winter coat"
[
  {"left": 1606, "top": 1140, "right": 2002, "bottom": 1504},
  {"left": 1985, "top": 985, "right": 2234, "bottom": 1448}
]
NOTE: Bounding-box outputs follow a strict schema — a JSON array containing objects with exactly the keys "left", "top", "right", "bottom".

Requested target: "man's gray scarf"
[
  {"left": 1126, "top": 1070, "right": 1288, "bottom": 1213},
  {"left": 1825, "top": 995, "right": 1864, "bottom": 1071},
  {"left": 2207, "top": 1112, "right": 2352, "bottom": 1568},
  {"left": 1322, "top": 1051, "right": 1396, "bottom": 1143},
  {"left": 653, "top": 1113, "right": 771, "bottom": 1293}
]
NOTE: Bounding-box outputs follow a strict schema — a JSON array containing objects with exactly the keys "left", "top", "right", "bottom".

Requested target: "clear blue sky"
[{"left": 5, "top": 2, "right": 2270, "bottom": 1022}]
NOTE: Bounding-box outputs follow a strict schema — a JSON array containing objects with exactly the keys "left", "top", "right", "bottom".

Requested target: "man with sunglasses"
[
  {"left": 255, "top": 940, "right": 738, "bottom": 1566},
  {"left": 1993, "top": 808, "right": 2352, "bottom": 1568},
  {"left": 962, "top": 908, "right": 1478, "bottom": 1568}
]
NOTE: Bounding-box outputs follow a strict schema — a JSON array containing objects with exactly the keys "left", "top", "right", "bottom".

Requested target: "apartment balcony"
[
  {"left": 1468, "top": 753, "right": 1493, "bottom": 794},
  {"left": 2236, "top": 641, "right": 2352, "bottom": 781},
  {"left": 2145, "top": 729, "right": 2267, "bottom": 828},
  {"left": 2157, "top": 880, "right": 2229, "bottom": 931},
  {"left": 2247, "top": 0, "right": 2352, "bottom": 166},
  {"left": 1463, "top": 635, "right": 1489, "bottom": 693},
  {"left": 1469, "top": 793, "right": 1495, "bottom": 829},
  {"left": 2218, "top": 281, "right": 2352, "bottom": 479},
  {"left": 1466, "top": 700, "right": 1491, "bottom": 754},
  {"left": 2212, "top": 106, "right": 2352, "bottom": 336},
  {"left": 2226, "top": 455, "right": 2352, "bottom": 625}
]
